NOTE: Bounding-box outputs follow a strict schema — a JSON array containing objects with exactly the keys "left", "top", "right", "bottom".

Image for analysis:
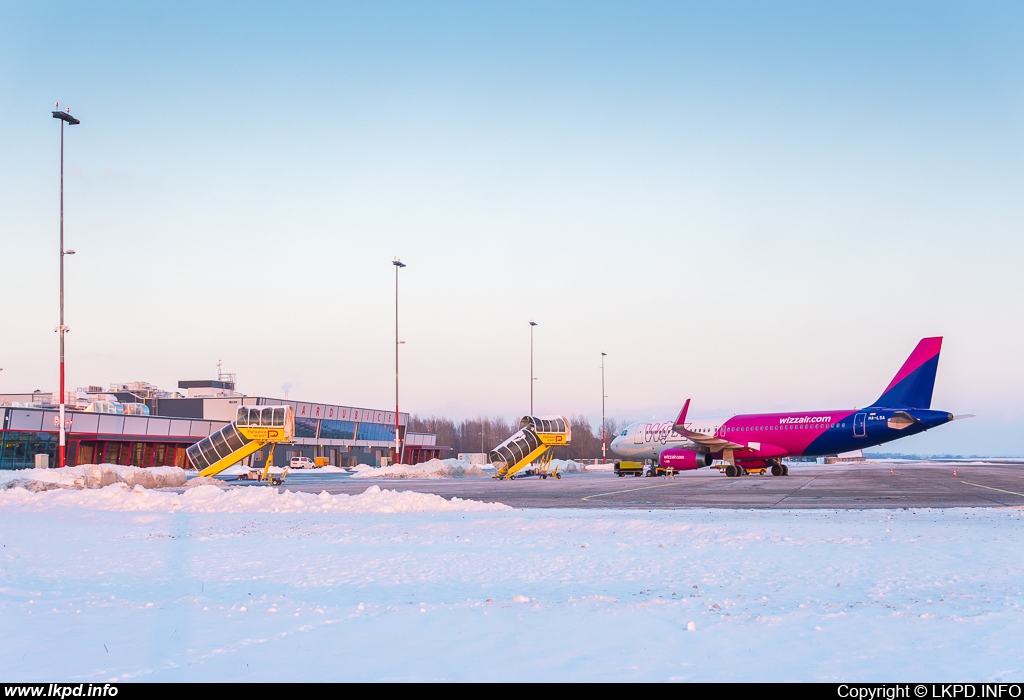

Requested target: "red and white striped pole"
[
  {"left": 52, "top": 104, "right": 80, "bottom": 468},
  {"left": 393, "top": 258, "right": 406, "bottom": 465}
]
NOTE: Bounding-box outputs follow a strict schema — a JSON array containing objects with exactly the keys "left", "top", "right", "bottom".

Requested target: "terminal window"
[
  {"left": 320, "top": 420, "right": 356, "bottom": 440},
  {"left": 294, "top": 417, "right": 318, "bottom": 439},
  {"left": 357, "top": 423, "right": 396, "bottom": 442}
]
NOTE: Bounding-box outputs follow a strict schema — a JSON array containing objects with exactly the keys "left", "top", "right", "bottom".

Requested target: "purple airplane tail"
[{"left": 871, "top": 337, "right": 943, "bottom": 409}]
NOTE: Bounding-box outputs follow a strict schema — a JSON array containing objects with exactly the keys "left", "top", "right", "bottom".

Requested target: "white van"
[{"left": 290, "top": 456, "right": 315, "bottom": 469}]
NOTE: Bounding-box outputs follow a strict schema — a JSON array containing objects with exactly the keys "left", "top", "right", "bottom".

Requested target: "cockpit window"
[{"left": 620, "top": 430, "right": 627, "bottom": 437}]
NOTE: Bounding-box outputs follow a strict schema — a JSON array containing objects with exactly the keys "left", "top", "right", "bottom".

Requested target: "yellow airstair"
[
  {"left": 186, "top": 405, "right": 295, "bottom": 482},
  {"left": 489, "top": 415, "right": 572, "bottom": 480}
]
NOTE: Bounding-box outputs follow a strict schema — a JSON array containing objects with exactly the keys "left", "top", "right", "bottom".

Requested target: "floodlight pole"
[
  {"left": 52, "top": 105, "right": 80, "bottom": 468},
  {"left": 529, "top": 321, "right": 538, "bottom": 415},
  {"left": 393, "top": 259, "right": 406, "bottom": 465},
  {"left": 601, "top": 352, "right": 607, "bottom": 464}
]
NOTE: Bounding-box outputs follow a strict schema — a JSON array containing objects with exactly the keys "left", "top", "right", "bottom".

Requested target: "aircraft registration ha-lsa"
[{"left": 609, "top": 337, "right": 972, "bottom": 477}]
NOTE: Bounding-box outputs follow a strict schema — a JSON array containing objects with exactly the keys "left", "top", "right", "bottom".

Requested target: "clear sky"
[{"left": 1, "top": 2, "right": 1022, "bottom": 454}]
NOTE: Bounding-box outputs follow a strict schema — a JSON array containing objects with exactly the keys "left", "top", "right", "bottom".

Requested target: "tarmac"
[{"left": 244, "top": 461, "right": 1024, "bottom": 510}]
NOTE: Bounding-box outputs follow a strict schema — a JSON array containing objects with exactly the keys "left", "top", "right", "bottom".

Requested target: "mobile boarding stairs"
[
  {"left": 186, "top": 405, "right": 295, "bottom": 484},
  {"left": 489, "top": 415, "right": 571, "bottom": 480}
]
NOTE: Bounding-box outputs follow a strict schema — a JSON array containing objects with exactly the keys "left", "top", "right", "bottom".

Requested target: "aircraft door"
[
  {"left": 853, "top": 413, "right": 867, "bottom": 438},
  {"left": 634, "top": 424, "right": 645, "bottom": 444}
]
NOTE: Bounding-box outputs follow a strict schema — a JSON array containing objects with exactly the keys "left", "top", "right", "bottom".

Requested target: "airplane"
[{"left": 609, "top": 337, "right": 969, "bottom": 477}]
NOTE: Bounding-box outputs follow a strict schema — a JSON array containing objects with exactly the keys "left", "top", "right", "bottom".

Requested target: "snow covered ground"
[
  {"left": 351, "top": 458, "right": 488, "bottom": 479},
  {"left": 349, "top": 457, "right": 588, "bottom": 479},
  {"left": 0, "top": 483, "right": 1022, "bottom": 681}
]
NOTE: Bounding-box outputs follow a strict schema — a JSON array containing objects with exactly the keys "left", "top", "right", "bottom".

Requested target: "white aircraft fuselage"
[{"left": 610, "top": 418, "right": 725, "bottom": 461}]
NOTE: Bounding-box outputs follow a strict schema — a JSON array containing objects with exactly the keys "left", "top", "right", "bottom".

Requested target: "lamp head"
[{"left": 51, "top": 110, "right": 81, "bottom": 126}]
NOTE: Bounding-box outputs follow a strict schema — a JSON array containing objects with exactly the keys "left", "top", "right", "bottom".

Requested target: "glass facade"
[
  {"left": 294, "top": 417, "right": 319, "bottom": 439},
  {"left": 357, "top": 422, "right": 396, "bottom": 442},
  {"left": 0, "top": 432, "right": 187, "bottom": 470},
  {"left": 320, "top": 419, "right": 356, "bottom": 440},
  {"left": 0, "top": 432, "right": 58, "bottom": 470}
]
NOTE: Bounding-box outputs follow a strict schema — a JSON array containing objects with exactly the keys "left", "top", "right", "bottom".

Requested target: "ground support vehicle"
[{"left": 614, "top": 460, "right": 644, "bottom": 477}]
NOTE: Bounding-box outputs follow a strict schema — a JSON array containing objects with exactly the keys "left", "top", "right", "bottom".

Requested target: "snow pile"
[
  {"left": 554, "top": 459, "right": 587, "bottom": 473},
  {"left": 352, "top": 458, "right": 487, "bottom": 479},
  {"left": 0, "top": 464, "right": 186, "bottom": 491},
  {"left": 0, "top": 482, "right": 510, "bottom": 514},
  {"left": 184, "top": 476, "right": 231, "bottom": 489}
]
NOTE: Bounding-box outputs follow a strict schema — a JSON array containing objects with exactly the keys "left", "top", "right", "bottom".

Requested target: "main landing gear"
[{"left": 724, "top": 460, "right": 789, "bottom": 477}]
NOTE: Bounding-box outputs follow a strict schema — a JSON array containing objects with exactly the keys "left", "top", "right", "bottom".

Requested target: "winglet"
[{"left": 673, "top": 399, "right": 691, "bottom": 431}]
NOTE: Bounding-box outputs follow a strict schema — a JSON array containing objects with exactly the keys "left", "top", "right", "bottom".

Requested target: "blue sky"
[{"left": 1, "top": 2, "right": 1022, "bottom": 453}]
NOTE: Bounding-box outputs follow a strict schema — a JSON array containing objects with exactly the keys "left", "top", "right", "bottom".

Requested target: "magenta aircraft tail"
[{"left": 871, "top": 337, "right": 943, "bottom": 409}]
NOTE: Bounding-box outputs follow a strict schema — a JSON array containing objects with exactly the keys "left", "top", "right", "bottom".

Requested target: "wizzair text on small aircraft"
[{"left": 610, "top": 337, "right": 970, "bottom": 477}]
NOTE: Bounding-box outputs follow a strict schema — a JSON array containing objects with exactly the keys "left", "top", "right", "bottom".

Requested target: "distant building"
[
  {"left": 0, "top": 378, "right": 447, "bottom": 470},
  {"left": 824, "top": 450, "right": 866, "bottom": 465}
]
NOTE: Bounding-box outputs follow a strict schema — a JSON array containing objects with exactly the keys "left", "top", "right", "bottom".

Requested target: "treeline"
[{"left": 407, "top": 415, "right": 631, "bottom": 461}]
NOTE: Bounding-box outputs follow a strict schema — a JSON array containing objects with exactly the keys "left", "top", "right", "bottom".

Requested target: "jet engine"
[{"left": 659, "top": 449, "right": 713, "bottom": 471}]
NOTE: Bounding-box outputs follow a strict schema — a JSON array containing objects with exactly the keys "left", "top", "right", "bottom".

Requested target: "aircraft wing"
[{"left": 672, "top": 399, "right": 746, "bottom": 452}]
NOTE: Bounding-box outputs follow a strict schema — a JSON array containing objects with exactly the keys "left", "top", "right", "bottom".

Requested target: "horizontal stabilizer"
[{"left": 952, "top": 414, "right": 976, "bottom": 420}]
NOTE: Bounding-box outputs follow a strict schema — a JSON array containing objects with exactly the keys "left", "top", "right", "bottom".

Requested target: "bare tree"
[{"left": 409, "top": 414, "right": 633, "bottom": 460}]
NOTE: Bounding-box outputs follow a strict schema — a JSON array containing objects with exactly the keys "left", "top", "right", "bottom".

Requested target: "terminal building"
[{"left": 0, "top": 378, "right": 446, "bottom": 471}]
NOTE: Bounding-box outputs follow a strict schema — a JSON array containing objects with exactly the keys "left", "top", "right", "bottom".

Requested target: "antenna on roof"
[{"left": 216, "top": 359, "right": 237, "bottom": 388}]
